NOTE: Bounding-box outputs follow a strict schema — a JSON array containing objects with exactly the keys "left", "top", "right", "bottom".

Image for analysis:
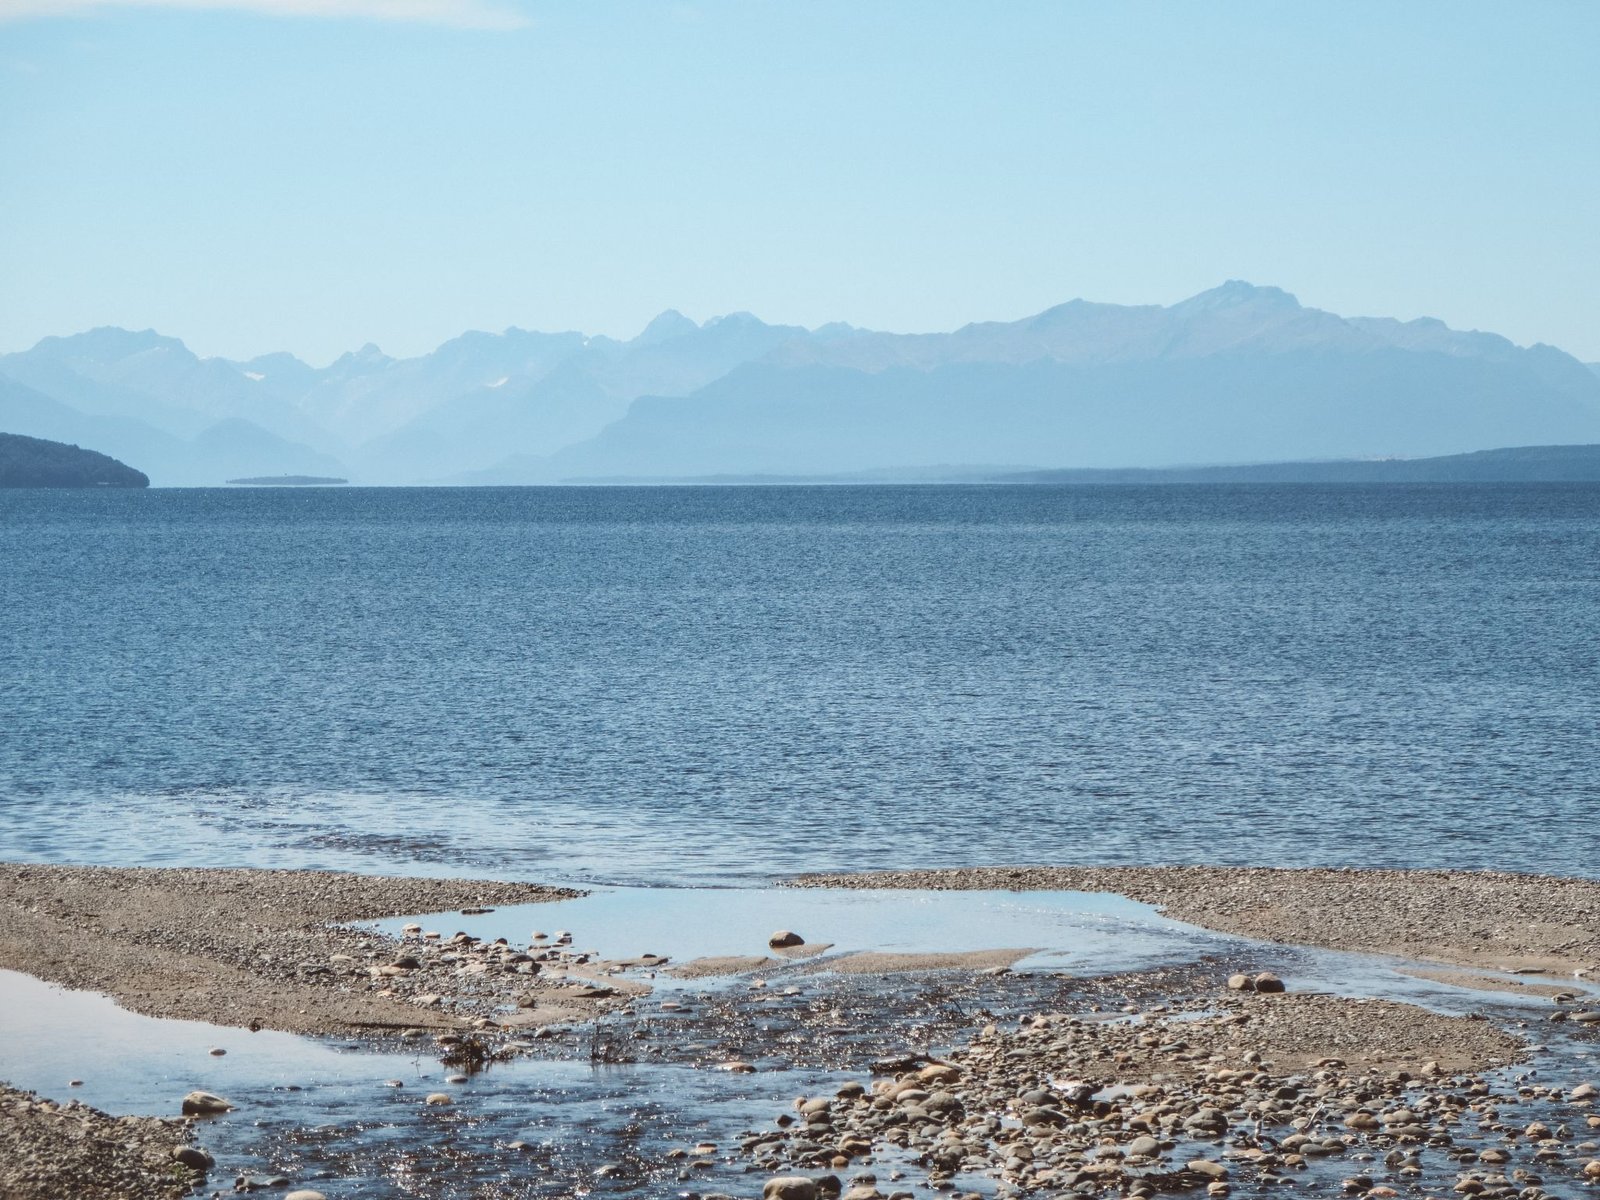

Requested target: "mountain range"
[{"left": 3, "top": 282, "right": 1598, "bottom": 486}]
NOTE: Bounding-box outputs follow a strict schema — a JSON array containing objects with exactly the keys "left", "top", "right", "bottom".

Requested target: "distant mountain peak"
[
  {"left": 1172, "top": 280, "right": 1302, "bottom": 313},
  {"left": 330, "top": 342, "right": 393, "bottom": 369},
  {"left": 32, "top": 326, "right": 192, "bottom": 364},
  {"left": 633, "top": 310, "right": 700, "bottom": 346}
]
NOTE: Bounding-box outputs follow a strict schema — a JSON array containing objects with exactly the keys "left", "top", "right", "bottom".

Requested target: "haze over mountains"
[{"left": 3, "top": 283, "right": 1598, "bottom": 486}]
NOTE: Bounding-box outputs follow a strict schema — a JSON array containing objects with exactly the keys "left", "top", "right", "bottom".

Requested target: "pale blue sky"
[{"left": 2, "top": 1, "right": 1596, "bottom": 364}]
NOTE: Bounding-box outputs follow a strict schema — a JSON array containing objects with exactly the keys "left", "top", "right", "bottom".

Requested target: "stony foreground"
[
  {"left": 0, "top": 863, "right": 583, "bottom": 1036},
  {"left": 789, "top": 867, "right": 1600, "bottom": 976},
  {"left": 0, "top": 1083, "right": 204, "bottom": 1200},
  {"left": 4, "top": 863, "right": 1600, "bottom": 1200},
  {"left": 736, "top": 996, "right": 1599, "bottom": 1200}
]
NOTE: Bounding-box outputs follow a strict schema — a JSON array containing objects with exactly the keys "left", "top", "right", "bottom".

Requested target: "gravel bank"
[
  {"left": 0, "top": 863, "right": 581, "bottom": 1036},
  {"left": 0, "top": 1083, "right": 203, "bottom": 1200},
  {"left": 736, "top": 994, "right": 1594, "bottom": 1200},
  {"left": 788, "top": 867, "right": 1600, "bottom": 975}
]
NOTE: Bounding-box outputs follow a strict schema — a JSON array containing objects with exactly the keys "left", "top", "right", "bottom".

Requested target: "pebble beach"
[{"left": 2, "top": 863, "right": 1599, "bottom": 1200}]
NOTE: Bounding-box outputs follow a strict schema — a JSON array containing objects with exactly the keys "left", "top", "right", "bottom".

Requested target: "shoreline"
[
  {"left": 790, "top": 865, "right": 1600, "bottom": 976},
  {"left": 5, "top": 861, "right": 1600, "bottom": 1200},
  {"left": 0, "top": 863, "right": 587, "bottom": 1037},
  {"left": 3, "top": 862, "right": 1597, "bottom": 1041},
  {"left": 0, "top": 1083, "right": 201, "bottom": 1200}
]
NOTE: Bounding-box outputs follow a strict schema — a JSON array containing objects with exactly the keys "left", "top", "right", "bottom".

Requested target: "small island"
[
  {"left": 225, "top": 475, "right": 349, "bottom": 486},
  {"left": 0, "top": 432, "right": 149, "bottom": 488}
]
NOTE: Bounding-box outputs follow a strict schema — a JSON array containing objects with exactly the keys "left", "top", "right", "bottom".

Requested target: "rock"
[
  {"left": 1583, "top": 1160, "right": 1600, "bottom": 1179},
  {"left": 1227, "top": 973, "right": 1256, "bottom": 991},
  {"left": 765, "top": 1178, "right": 820, "bottom": 1200},
  {"left": 718, "top": 1060, "right": 757, "bottom": 1073},
  {"left": 1569, "top": 1082, "right": 1596, "bottom": 1099},
  {"left": 1253, "top": 972, "right": 1286, "bottom": 993},
  {"left": 424, "top": 1092, "right": 453, "bottom": 1106},
  {"left": 1187, "top": 1160, "right": 1229, "bottom": 1179},
  {"left": 285, "top": 1193, "right": 328, "bottom": 1200},
  {"left": 172, "top": 1145, "right": 214, "bottom": 1171},
  {"left": 1127, "top": 1135, "right": 1161, "bottom": 1158},
  {"left": 1572, "top": 1011, "right": 1600, "bottom": 1024},
  {"left": 769, "top": 931, "right": 806, "bottom": 948},
  {"left": 180, "top": 1090, "right": 233, "bottom": 1116},
  {"left": 207, "top": 1047, "right": 226, "bottom": 1056}
]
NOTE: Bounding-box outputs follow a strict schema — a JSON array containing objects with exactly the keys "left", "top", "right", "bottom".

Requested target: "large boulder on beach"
[
  {"left": 768, "top": 930, "right": 805, "bottom": 948},
  {"left": 1253, "top": 972, "right": 1287, "bottom": 993},
  {"left": 171, "top": 1145, "right": 214, "bottom": 1172},
  {"left": 180, "top": 1091, "right": 233, "bottom": 1116},
  {"left": 764, "top": 1177, "right": 821, "bottom": 1200}
]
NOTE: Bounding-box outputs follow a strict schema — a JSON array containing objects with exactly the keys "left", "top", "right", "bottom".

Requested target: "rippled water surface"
[{"left": 2, "top": 483, "right": 1597, "bottom": 882}]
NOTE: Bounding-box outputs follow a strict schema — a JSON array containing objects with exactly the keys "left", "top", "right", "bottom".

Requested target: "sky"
[{"left": 1, "top": 1, "right": 1597, "bottom": 365}]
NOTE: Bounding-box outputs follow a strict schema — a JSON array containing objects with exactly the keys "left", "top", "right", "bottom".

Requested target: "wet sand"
[
  {"left": 0, "top": 863, "right": 581, "bottom": 1037},
  {"left": 790, "top": 865, "right": 1600, "bottom": 975},
  {"left": 807, "top": 948, "right": 1037, "bottom": 975}
]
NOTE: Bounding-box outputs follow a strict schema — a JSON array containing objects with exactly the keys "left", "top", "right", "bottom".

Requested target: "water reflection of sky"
[{"left": 366, "top": 886, "right": 1206, "bottom": 976}]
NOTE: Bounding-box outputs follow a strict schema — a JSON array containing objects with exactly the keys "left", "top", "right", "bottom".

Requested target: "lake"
[{"left": 2, "top": 483, "right": 1596, "bottom": 884}]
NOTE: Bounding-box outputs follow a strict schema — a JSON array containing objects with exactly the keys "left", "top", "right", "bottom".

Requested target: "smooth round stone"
[
  {"left": 764, "top": 1178, "right": 821, "bottom": 1200},
  {"left": 425, "top": 1092, "right": 453, "bottom": 1105},
  {"left": 172, "top": 1146, "right": 214, "bottom": 1171},
  {"left": 180, "top": 1090, "right": 232, "bottom": 1115}
]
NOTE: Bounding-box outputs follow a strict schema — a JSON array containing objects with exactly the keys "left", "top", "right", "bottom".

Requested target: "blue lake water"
[{"left": 2, "top": 483, "right": 1597, "bottom": 884}]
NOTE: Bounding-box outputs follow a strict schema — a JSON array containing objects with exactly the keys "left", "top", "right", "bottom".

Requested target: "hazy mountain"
[
  {"left": 7, "top": 284, "right": 1599, "bottom": 485},
  {"left": 0, "top": 374, "right": 346, "bottom": 486},
  {"left": 0, "top": 431, "right": 148, "bottom": 487},
  {"left": 3, "top": 328, "right": 339, "bottom": 451},
  {"left": 497, "top": 284, "right": 1600, "bottom": 481}
]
